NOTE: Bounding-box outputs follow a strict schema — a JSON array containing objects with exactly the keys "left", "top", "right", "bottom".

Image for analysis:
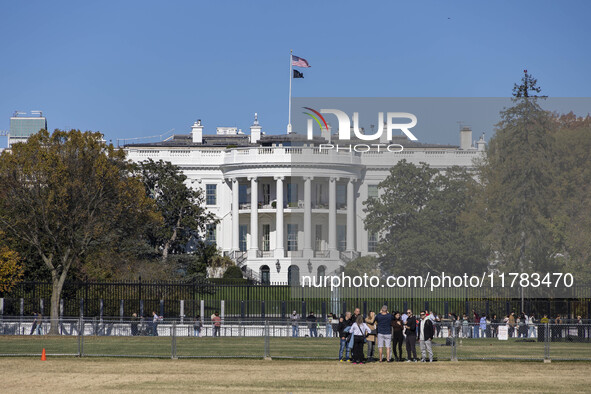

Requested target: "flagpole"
[{"left": 288, "top": 49, "right": 293, "bottom": 134}]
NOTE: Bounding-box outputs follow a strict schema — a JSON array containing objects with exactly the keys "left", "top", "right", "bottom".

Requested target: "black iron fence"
[{"left": 1, "top": 280, "right": 591, "bottom": 320}]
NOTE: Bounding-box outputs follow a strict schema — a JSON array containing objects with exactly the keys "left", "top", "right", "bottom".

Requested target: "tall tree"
[
  {"left": 136, "top": 159, "right": 217, "bottom": 261},
  {"left": 0, "top": 130, "right": 158, "bottom": 333},
  {"left": 363, "top": 160, "right": 487, "bottom": 275},
  {"left": 472, "top": 72, "right": 557, "bottom": 272},
  {"left": 513, "top": 69, "right": 545, "bottom": 98},
  {"left": 547, "top": 113, "right": 591, "bottom": 281}
]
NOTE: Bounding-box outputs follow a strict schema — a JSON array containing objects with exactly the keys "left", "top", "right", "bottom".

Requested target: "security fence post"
[
  {"left": 264, "top": 320, "right": 271, "bottom": 360},
  {"left": 544, "top": 323, "right": 551, "bottom": 362},
  {"left": 450, "top": 324, "right": 458, "bottom": 362},
  {"left": 78, "top": 317, "right": 84, "bottom": 357},
  {"left": 171, "top": 320, "right": 177, "bottom": 359}
]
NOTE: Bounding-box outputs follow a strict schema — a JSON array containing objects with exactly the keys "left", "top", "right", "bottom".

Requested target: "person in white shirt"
[
  {"left": 350, "top": 315, "right": 371, "bottom": 364},
  {"left": 418, "top": 311, "right": 434, "bottom": 362},
  {"left": 151, "top": 311, "right": 160, "bottom": 336},
  {"left": 527, "top": 313, "right": 536, "bottom": 338}
]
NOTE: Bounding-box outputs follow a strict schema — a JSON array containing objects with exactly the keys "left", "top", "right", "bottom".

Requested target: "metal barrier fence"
[
  {"left": 0, "top": 318, "right": 589, "bottom": 361},
  {"left": 3, "top": 280, "right": 591, "bottom": 318}
]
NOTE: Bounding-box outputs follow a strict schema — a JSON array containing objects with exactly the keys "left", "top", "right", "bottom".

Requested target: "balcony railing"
[
  {"left": 256, "top": 250, "right": 273, "bottom": 258},
  {"left": 286, "top": 250, "right": 303, "bottom": 258},
  {"left": 314, "top": 250, "right": 330, "bottom": 258}
]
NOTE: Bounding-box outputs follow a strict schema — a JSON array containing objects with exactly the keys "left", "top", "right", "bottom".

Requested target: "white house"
[{"left": 125, "top": 116, "right": 485, "bottom": 284}]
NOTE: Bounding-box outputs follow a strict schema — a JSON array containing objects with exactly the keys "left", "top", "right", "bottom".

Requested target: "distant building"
[
  {"left": 125, "top": 114, "right": 486, "bottom": 284},
  {"left": 8, "top": 111, "right": 47, "bottom": 147}
]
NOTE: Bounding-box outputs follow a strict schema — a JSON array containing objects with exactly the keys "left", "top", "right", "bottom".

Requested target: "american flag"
[{"left": 292, "top": 55, "right": 310, "bottom": 68}]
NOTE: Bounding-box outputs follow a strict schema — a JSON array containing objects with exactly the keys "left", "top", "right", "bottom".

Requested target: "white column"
[
  {"left": 303, "top": 176, "right": 313, "bottom": 258},
  {"left": 231, "top": 178, "right": 239, "bottom": 251},
  {"left": 328, "top": 177, "right": 337, "bottom": 254},
  {"left": 274, "top": 176, "right": 285, "bottom": 258},
  {"left": 346, "top": 178, "right": 355, "bottom": 252},
  {"left": 249, "top": 176, "right": 258, "bottom": 258}
]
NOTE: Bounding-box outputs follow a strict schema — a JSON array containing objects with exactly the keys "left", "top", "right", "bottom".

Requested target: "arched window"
[
  {"left": 317, "top": 265, "right": 326, "bottom": 278},
  {"left": 260, "top": 265, "right": 270, "bottom": 285},
  {"left": 288, "top": 265, "right": 300, "bottom": 286}
]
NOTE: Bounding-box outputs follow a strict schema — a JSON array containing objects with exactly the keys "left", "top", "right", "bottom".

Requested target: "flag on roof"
[{"left": 292, "top": 55, "right": 310, "bottom": 68}]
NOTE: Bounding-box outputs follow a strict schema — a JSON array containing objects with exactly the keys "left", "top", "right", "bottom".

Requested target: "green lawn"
[
  {"left": 1, "top": 335, "right": 589, "bottom": 361},
  {"left": 455, "top": 337, "right": 591, "bottom": 360}
]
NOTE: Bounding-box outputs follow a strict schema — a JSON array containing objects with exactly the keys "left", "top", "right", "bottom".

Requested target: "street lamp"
[
  {"left": 307, "top": 259, "right": 313, "bottom": 273},
  {"left": 276, "top": 259, "right": 281, "bottom": 273}
]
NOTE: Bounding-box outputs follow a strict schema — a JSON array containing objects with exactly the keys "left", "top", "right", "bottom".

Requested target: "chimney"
[
  {"left": 379, "top": 122, "right": 388, "bottom": 144},
  {"left": 192, "top": 120, "right": 203, "bottom": 144},
  {"left": 460, "top": 126, "right": 472, "bottom": 149},
  {"left": 250, "top": 113, "right": 262, "bottom": 143},
  {"left": 477, "top": 133, "right": 486, "bottom": 151},
  {"left": 322, "top": 123, "right": 331, "bottom": 142}
]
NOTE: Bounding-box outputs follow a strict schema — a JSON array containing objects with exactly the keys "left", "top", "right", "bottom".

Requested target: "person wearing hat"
[{"left": 290, "top": 310, "right": 300, "bottom": 337}]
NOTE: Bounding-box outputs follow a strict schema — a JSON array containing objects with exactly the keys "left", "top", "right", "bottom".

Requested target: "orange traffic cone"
[{"left": 41, "top": 348, "right": 46, "bottom": 361}]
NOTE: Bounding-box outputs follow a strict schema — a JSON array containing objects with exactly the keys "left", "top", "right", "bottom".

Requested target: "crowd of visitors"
[
  {"left": 319, "top": 307, "right": 588, "bottom": 364},
  {"left": 119, "top": 308, "right": 587, "bottom": 343},
  {"left": 334, "top": 306, "right": 438, "bottom": 363}
]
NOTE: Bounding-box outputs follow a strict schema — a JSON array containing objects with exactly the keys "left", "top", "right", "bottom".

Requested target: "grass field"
[
  {"left": 0, "top": 336, "right": 590, "bottom": 360},
  {"left": 2, "top": 358, "right": 591, "bottom": 392}
]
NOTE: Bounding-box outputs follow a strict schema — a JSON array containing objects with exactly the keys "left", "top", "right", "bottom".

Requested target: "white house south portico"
[
  {"left": 125, "top": 116, "right": 485, "bottom": 284},
  {"left": 221, "top": 146, "right": 364, "bottom": 283}
]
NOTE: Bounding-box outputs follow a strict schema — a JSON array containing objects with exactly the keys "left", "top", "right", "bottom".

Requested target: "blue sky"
[{"left": 1, "top": 0, "right": 590, "bottom": 147}]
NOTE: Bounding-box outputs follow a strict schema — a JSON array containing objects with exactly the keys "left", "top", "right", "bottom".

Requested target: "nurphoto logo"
[{"left": 303, "top": 107, "right": 418, "bottom": 152}]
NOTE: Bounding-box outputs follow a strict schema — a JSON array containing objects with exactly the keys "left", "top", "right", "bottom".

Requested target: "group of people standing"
[
  {"left": 452, "top": 310, "right": 538, "bottom": 339},
  {"left": 337, "top": 306, "right": 435, "bottom": 364}
]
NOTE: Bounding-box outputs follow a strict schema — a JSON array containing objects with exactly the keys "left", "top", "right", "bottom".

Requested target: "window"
[
  {"left": 368, "top": 231, "right": 377, "bottom": 253},
  {"left": 287, "top": 224, "right": 298, "bottom": 251},
  {"left": 315, "top": 224, "right": 323, "bottom": 251},
  {"left": 206, "top": 224, "right": 216, "bottom": 245},
  {"left": 262, "top": 224, "right": 270, "bottom": 251},
  {"left": 260, "top": 265, "right": 270, "bottom": 285},
  {"left": 288, "top": 265, "right": 300, "bottom": 286},
  {"left": 317, "top": 265, "right": 326, "bottom": 278},
  {"left": 336, "top": 184, "right": 346, "bottom": 209},
  {"left": 337, "top": 225, "right": 346, "bottom": 251},
  {"left": 239, "top": 225, "right": 248, "bottom": 252},
  {"left": 262, "top": 184, "right": 271, "bottom": 205},
  {"left": 315, "top": 183, "right": 325, "bottom": 207},
  {"left": 368, "top": 185, "right": 379, "bottom": 200},
  {"left": 287, "top": 183, "right": 298, "bottom": 205},
  {"left": 239, "top": 184, "right": 248, "bottom": 205},
  {"left": 206, "top": 184, "right": 217, "bottom": 205}
]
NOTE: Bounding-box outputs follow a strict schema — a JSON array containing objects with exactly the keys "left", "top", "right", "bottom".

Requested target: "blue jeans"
[
  {"left": 292, "top": 325, "right": 299, "bottom": 337},
  {"left": 348, "top": 334, "right": 355, "bottom": 349},
  {"left": 528, "top": 326, "right": 535, "bottom": 338},
  {"left": 339, "top": 338, "right": 350, "bottom": 360},
  {"left": 326, "top": 324, "right": 332, "bottom": 338},
  {"left": 194, "top": 328, "right": 201, "bottom": 337},
  {"left": 473, "top": 326, "right": 479, "bottom": 338},
  {"left": 310, "top": 325, "right": 317, "bottom": 337}
]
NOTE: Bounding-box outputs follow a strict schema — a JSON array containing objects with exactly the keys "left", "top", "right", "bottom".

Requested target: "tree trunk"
[
  {"left": 162, "top": 216, "right": 182, "bottom": 262},
  {"left": 48, "top": 253, "right": 70, "bottom": 335},
  {"left": 49, "top": 276, "right": 65, "bottom": 335}
]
